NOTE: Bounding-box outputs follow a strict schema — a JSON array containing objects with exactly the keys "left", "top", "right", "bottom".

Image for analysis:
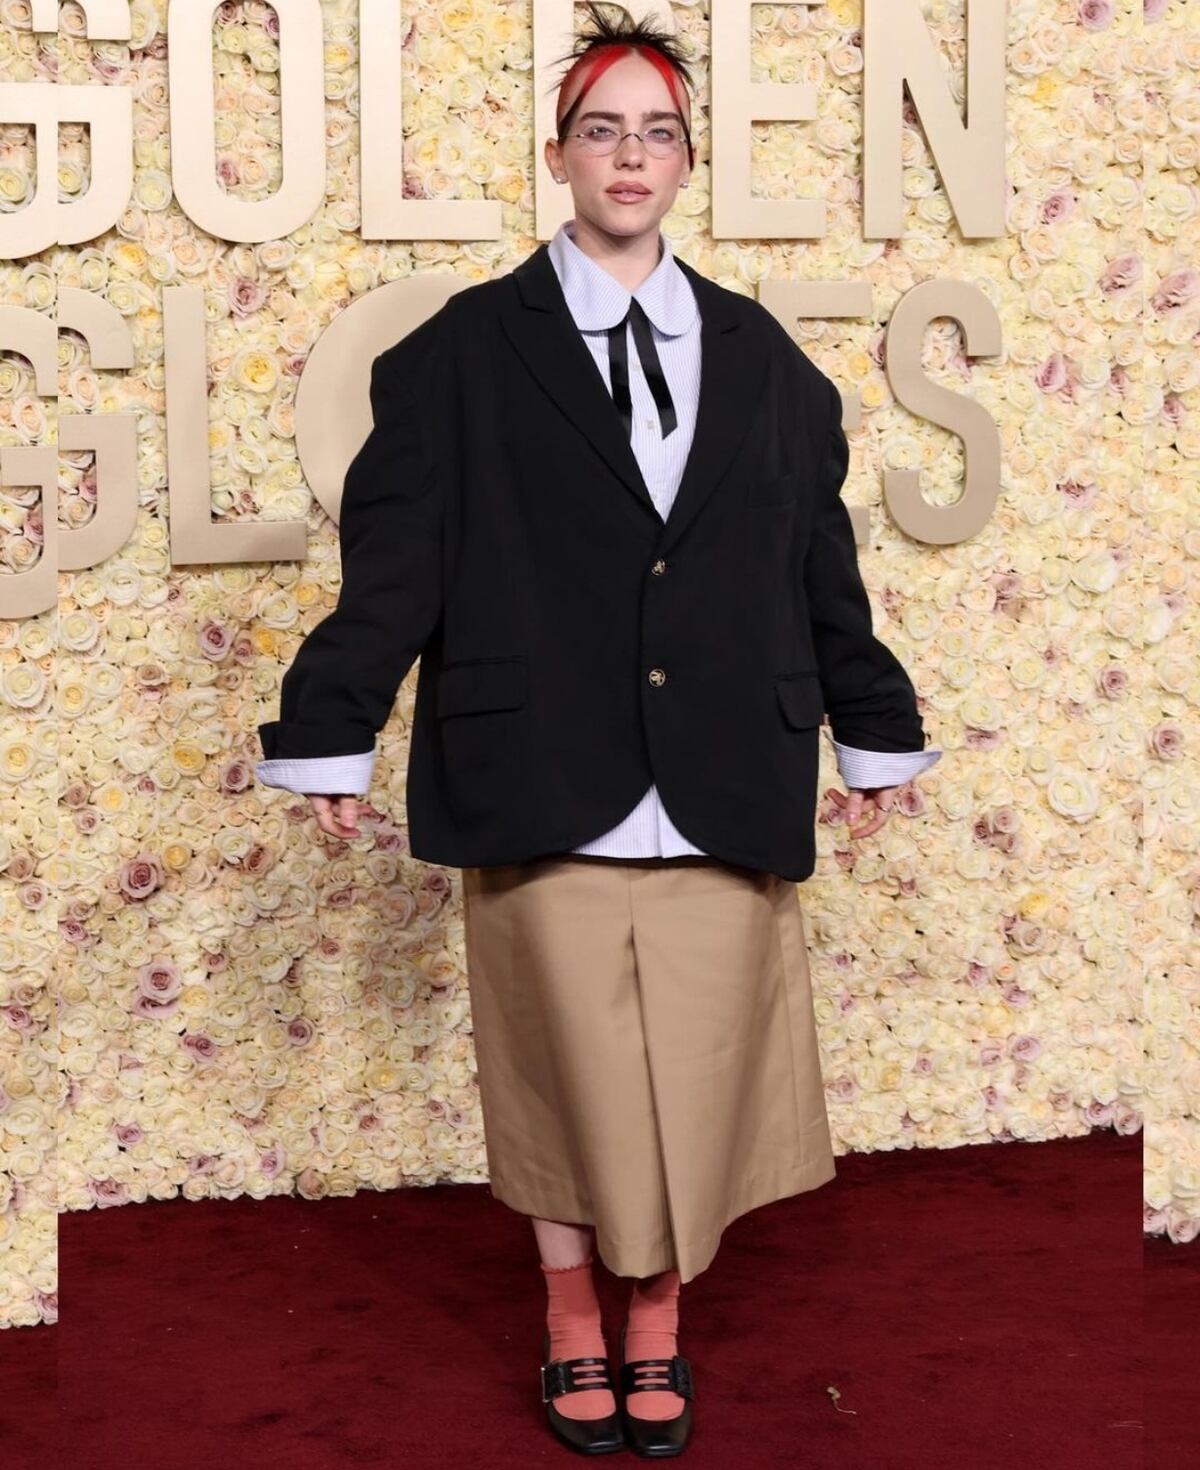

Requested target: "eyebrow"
[{"left": 576, "top": 109, "right": 685, "bottom": 125}]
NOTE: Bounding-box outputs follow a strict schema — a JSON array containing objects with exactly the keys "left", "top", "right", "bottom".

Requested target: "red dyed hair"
[{"left": 555, "top": 42, "right": 691, "bottom": 142}]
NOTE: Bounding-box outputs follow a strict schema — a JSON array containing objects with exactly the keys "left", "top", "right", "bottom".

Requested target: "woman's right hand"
[{"left": 307, "top": 794, "right": 362, "bottom": 839}]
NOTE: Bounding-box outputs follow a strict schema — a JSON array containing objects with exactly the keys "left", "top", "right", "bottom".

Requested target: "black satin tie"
[{"left": 607, "top": 298, "right": 677, "bottom": 439}]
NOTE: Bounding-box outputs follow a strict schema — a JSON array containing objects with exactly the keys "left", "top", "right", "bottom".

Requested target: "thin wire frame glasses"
[{"left": 563, "top": 124, "right": 688, "bottom": 159}]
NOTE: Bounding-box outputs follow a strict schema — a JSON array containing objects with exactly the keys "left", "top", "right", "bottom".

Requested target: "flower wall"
[{"left": 2, "top": 0, "right": 1194, "bottom": 1329}]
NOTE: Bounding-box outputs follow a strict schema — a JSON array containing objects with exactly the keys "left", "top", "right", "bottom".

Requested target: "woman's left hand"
[{"left": 826, "top": 783, "right": 904, "bottom": 839}]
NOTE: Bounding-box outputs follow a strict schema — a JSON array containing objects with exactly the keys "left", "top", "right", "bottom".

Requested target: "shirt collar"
[{"left": 547, "top": 218, "right": 698, "bottom": 336}]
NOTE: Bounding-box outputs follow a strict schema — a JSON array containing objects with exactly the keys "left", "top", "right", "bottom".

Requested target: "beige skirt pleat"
[{"left": 460, "top": 853, "right": 836, "bottom": 1284}]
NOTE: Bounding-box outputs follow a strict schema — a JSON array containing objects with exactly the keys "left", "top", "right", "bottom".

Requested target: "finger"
[
  {"left": 309, "top": 795, "right": 359, "bottom": 838},
  {"left": 852, "top": 813, "right": 885, "bottom": 837},
  {"left": 847, "top": 792, "right": 881, "bottom": 837},
  {"left": 333, "top": 796, "right": 360, "bottom": 837}
]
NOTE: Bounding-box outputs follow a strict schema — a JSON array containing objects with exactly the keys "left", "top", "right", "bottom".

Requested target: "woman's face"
[{"left": 546, "top": 51, "right": 692, "bottom": 244}]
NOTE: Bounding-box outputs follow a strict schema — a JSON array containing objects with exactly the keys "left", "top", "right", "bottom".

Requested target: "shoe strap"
[
  {"left": 541, "top": 1354, "right": 614, "bottom": 1403},
  {"left": 620, "top": 1354, "right": 694, "bottom": 1399}
]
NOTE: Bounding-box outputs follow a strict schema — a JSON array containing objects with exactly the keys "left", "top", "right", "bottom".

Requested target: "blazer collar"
[
  {"left": 546, "top": 219, "right": 699, "bottom": 336},
  {"left": 502, "top": 238, "right": 767, "bottom": 553}
]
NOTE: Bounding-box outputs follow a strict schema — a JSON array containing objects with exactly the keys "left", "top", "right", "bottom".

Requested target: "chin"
[{"left": 597, "top": 197, "right": 668, "bottom": 229}]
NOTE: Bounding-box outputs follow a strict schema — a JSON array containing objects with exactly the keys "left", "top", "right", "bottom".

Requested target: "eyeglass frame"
[{"left": 559, "top": 123, "right": 695, "bottom": 166}]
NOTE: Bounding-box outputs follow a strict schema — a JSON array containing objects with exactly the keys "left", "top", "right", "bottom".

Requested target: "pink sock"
[
  {"left": 541, "top": 1256, "right": 615, "bottom": 1421},
  {"left": 623, "top": 1267, "right": 685, "bottom": 1421}
]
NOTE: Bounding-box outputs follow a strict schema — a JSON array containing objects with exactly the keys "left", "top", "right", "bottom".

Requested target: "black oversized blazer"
[{"left": 257, "top": 241, "right": 934, "bottom": 881}]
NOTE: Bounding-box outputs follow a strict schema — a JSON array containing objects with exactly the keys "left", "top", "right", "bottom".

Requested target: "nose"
[{"left": 614, "top": 132, "right": 648, "bottom": 162}]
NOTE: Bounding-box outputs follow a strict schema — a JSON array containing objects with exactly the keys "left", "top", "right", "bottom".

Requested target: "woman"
[{"left": 256, "top": 3, "right": 941, "bottom": 1457}]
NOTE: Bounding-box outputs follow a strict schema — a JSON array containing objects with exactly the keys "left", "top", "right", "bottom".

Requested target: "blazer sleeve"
[
  {"left": 255, "top": 349, "right": 443, "bottom": 779},
  {"left": 802, "top": 373, "right": 933, "bottom": 756}
]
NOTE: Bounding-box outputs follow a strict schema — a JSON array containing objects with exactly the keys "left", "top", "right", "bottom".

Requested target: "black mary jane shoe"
[
  {"left": 540, "top": 1328, "right": 625, "bottom": 1455},
  {"left": 618, "top": 1323, "right": 695, "bottom": 1458}
]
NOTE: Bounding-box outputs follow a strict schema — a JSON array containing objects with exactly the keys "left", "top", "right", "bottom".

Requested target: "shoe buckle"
[{"left": 541, "top": 1360, "right": 570, "bottom": 1403}]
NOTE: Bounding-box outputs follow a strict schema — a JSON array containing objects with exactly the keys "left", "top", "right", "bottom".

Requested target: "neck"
[{"left": 568, "top": 215, "right": 663, "bottom": 293}]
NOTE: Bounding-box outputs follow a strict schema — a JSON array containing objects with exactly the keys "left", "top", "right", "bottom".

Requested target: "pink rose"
[
  {"left": 1077, "top": 0, "right": 1114, "bottom": 29},
  {"left": 1098, "top": 665, "right": 1128, "bottom": 698},
  {"left": 89, "top": 1178, "right": 130, "bottom": 1208},
  {"left": 1144, "top": 0, "right": 1169, "bottom": 20},
  {"left": 132, "top": 993, "right": 179, "bottom": 1019},
  {"left": 1100, "top": 253, "right": 1141, "bottom": 293},
  {"left": 229, "top": 276, "right": 268, "bottom": 319},
  {"left": 991, "top": 573, "right": 1024, "bottom": 613},
  {"left": 1162, "top": 393, "right": 1185, "bottom": 427},
  {"left": 138, "top": 959, "right": 183, "bottom": 1002},
  {"left": 1150, "top": 722, "right": 1183, "bottom": 760},
  {"left": 182, "top": 1032, "right": 219, "bottom": 1062},
  {"left": 1152, "top": 268, "right": 1200, "bottom": 311},
  {"left": 220, "top": 758, "right": 254, "bottom": 794},
  {"left": 1058, "top": 478, "right": 1097, "bottom": 507},
  {"left": 119, "top": 855, "right": 164, "bottom": 900},
  {"left": 1041, "top": 188, "right": 1075, "bottom": 224},
  {"left": 198, "top": 620, "right": 234, "bottom": 661},
  {"left": 1036, "top": 351, "right": 1069, "bottom": 393}
]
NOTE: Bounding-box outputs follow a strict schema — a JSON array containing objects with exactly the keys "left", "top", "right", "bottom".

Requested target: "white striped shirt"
[{"left": 255, "top": 220, "right": 942, "bottom": 840}]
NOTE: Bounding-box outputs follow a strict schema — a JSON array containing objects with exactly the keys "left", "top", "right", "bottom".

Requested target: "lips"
[{"left": 607, "top": 185, "right": 651, "bottom": 201}]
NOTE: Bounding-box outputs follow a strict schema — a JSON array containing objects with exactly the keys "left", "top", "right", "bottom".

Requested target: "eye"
[
  {"left": 648, "top": 127, "right": 678, "bottom": 142},
  {"left": 584, "top": 125, "right": 618, "bottom": 140}
]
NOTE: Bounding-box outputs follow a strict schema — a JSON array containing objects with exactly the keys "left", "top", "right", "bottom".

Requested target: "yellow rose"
[{"left": 170, "top": 742, "right": 206, "bottom": 776}]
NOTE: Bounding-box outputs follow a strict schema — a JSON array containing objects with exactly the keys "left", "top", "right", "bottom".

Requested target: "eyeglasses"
[{"left": 563, "top": 124, "right": 688, "bottom": 159}]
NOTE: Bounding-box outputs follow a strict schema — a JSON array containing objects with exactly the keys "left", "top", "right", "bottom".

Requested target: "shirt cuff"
[
  {"left": 830, "top": 740, "right": 942, "bottom": 790},
  {"left": 254, "top": 751, "right": 376, "bottom": 795}
]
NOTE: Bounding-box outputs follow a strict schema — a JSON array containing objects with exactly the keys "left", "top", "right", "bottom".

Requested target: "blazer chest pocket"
[
  {"left": 748, "top": 469, "right": 801, "bottom": 508},
  {"left": 775, "top": 671, "right": 824, "bottom": 729},
  {"left": 436, "top": 657, "right": 528, "bottom": 718}
]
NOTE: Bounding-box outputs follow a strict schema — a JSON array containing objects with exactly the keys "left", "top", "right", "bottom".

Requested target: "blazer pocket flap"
[
  {"left": 437, "top": 658, "right": 527, "bottom": 719},
  {"left": 748, "top": 469, "right": 801, "bottom": 507},
  {"left": 775, "top": 672, "right": 825, "bottom": 729}
]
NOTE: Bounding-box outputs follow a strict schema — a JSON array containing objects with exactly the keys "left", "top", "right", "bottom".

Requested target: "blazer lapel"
[{"left": 501, "top": 245, "right": 768, "bottom": 552}]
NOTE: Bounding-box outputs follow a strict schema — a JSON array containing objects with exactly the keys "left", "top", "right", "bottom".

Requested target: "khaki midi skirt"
[{"left": 460, "top": 853, "right": 837, "bottom": 1284}]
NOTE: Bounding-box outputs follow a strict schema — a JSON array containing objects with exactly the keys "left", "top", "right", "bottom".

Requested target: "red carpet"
[{"left": 9, "top": 1129, "right": 1165, "bottom": 1467}]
